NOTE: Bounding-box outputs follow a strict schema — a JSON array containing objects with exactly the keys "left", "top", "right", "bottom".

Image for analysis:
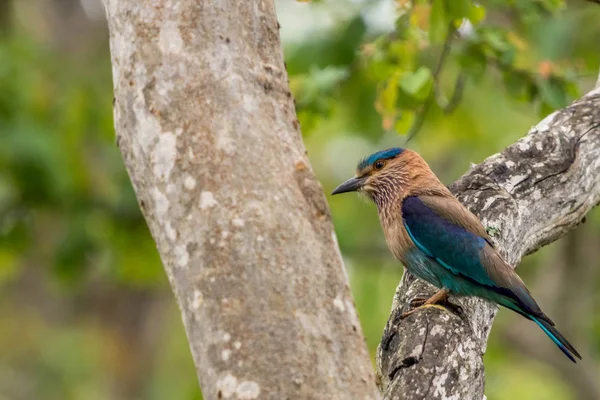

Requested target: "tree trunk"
[
  {"left": 103, "top": 1, "right": 380, "bottom": 399},
  {"left": 376, "top": 88, "right": 600, "bottom": 399}
]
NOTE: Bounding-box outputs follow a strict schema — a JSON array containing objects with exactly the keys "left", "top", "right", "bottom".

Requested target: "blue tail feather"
[{"left": 531, "top": 316, "right": 580, "bottom": 363}]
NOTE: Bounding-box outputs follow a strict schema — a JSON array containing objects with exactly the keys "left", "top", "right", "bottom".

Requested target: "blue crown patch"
[{"left": 358, "top": 148, "right": 404, "bottom": 170}]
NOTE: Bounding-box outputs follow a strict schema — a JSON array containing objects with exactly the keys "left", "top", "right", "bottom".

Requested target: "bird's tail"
[
  {"left": 531, "top": 316, "right": 581, "bottom": 363},
  {"left": 495, "top": 274, "right": 581, "bottom": 363}
]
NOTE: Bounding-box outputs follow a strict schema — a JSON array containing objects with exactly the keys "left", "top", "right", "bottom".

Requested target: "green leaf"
[
  {"left": 497, "top": 46, "right": 516, "bottom": 66},
  {"left": 538, "top": 0, "right": 566, "bottom": 14},
  {"left": 537, "top": 78, "right": 567, "bottom": 109},
  {"left": 447, "top": 0, "right": 471, "bottom": 20},
  {"left": 459, "top": 44, "right": 487, "bottom": 81},
  {"left": 468, "top": 3, "right": 486, "bottom": 25},
  {"left": 290, "top": 65, "right": 348, "bottom": 112},
  {"left": 394, "top": 111, "right": 416, "bottom": 134},
  {"left": 482, "top": 30, "right": 511, "bottom": 53},
  {"left": 503, "top": 71, "right": 530, "bottom": 100},
  {"left": 379, "top": 74, "right": 399, "bottom": 114},
  {"left": 395, "top": 13, "right": 411, "bottom": 40},
  {"left": 429, "top": 0, "right": 447, "bottom": 44},
  {"left": 398, "top": 67, "right": 433, "bottom": 101},
  {"left": 481, "top": 29, "right": 516, "bottom": 66}
]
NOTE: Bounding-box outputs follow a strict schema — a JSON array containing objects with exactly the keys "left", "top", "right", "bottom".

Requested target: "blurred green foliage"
[
  {"left": 0, "top": 36, "right": 164, "bottom": 289},
  {"left": 1, "top": 0, "right": 600, "bottom": 399}
]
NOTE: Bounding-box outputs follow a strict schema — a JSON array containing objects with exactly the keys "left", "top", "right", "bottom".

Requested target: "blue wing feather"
[
  {"left": 402, "top": 196, "right": 495, "bottom": 288},
  {"left": 401, "top": 195, "right": 581, "bottom": 362}
]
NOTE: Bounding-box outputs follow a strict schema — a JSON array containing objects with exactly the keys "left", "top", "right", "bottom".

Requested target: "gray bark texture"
[
  {"left": 376, "top": 88, "right": 600, "bottom": 400},
  {"left": 103, "top": 1, "right": 379, "bottom": 399}
]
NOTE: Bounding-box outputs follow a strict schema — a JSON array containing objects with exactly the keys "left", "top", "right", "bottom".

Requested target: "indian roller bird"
[{"left": 331, "top": 147, "right": 581, "bottom": 362}]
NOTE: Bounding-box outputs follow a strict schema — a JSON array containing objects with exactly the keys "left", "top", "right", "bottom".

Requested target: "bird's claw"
[{"left": 409, "top": 296, "right": 429, "bottom": 307}]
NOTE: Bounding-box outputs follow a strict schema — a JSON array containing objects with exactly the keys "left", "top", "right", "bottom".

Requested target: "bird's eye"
[{"left": 374, "top": 160, "right": 385, "bottom": 170}]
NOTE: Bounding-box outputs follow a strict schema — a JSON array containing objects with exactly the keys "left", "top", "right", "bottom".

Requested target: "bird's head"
[{"left": 331, "top": 147, "right": 427, "bottom": 206}]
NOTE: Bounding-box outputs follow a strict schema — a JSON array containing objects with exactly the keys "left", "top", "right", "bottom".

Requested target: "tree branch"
[
  {"left": 436, "top": 72, "right": 467, "bottom": 114},
  {"left": 405, "top": 25, "right": 456, "bottom": 144},
  {"left": 104, "top": 1, "right": 380, "bottom": 399},
  {"left": 377, "top": 89, "right": 600, "bottom": 399}
]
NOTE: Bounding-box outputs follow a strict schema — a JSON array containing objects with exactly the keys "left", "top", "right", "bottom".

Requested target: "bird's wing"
[
  {"left": 417, "top": 194, "right": 494, "bottom": 246},
  {"left": 402, "top": 195, "right": 496, "bottom": 287},
  {"left": 401, "top": 195, "right": 582, "bottom": 361},
  {"left": 402, "top": 195, "right": 544, "bottom": 312}
]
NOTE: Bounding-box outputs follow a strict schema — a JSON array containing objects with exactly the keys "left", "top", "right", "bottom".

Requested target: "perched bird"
[{"left": 331, "top": 147, "right": 581, "bottom": 362}]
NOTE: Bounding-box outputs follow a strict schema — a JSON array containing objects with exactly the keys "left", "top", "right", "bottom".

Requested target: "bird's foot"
[
  {"left": 409, "top": 289, "right": 449, "bottom": 307},
  {"left": 402, "top": 289, "right": 463, "bottom": 319}
]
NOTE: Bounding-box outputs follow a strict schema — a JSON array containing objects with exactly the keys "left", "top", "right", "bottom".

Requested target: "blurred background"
[{"left": 0, "top": 0, "right": 599, "bottom": 399}]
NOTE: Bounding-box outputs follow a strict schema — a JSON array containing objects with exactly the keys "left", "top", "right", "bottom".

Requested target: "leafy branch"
[
  {"left": 365, "top": 0, "right": 582, "bottom": 141},
  {"left": 406, "top": 23, "right": 465, "bottom": 144}
]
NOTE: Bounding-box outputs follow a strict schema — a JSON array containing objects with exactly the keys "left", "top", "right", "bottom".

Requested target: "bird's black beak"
[{"left": 331, "top": 176, "right": 365, "bottom": 195}]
